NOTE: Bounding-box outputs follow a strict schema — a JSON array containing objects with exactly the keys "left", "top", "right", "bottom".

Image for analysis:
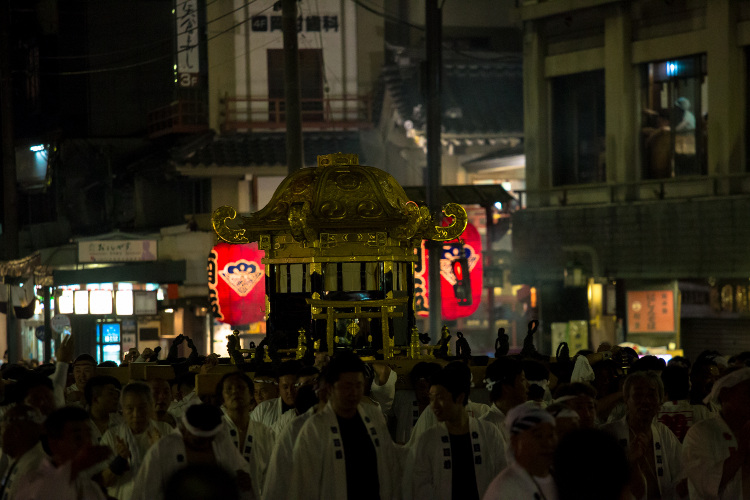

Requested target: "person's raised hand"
[{"left": 56, "top": 332, "right": 74, "bottom": 364}]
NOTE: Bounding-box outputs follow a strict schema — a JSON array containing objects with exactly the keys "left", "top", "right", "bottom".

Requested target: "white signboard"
[
  {"left": 134, "top": 291, "right": 158, "bottom": 315},
  {"left": 176, "top": 0, "right": 200, "bottom": 74},
  {"left": 78, "top": 240, "right": 157, "bottom": 263}
]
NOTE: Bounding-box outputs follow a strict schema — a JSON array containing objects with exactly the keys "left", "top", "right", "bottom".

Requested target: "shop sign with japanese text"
[
  {"left": 627, "top": 290, "right": 675, "bottom": 333},
  {"left": 78, "top": 240, "right": 158, "bottom": 263}
]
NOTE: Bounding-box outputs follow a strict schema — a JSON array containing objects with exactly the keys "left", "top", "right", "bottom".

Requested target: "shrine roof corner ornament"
[{"left": 211, "top": 153, "right": 467, "bottom": 250}]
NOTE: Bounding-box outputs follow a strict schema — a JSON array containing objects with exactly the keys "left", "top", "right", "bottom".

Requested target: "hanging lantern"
[
  {"left": 414, "top": 222, "right": 483, "bottom": 320},
  {"left": 207, "top": 242, "right": 265, "bottom": 325}
]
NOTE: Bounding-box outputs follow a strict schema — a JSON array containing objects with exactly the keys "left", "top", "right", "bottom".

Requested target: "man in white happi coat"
[
  {"left": 65, "top": 353, "right": 96, "bottom": 407},
  {"left": 263, "top": 382, "right": 324, "bottom": 499},
  {"left": 215, "top": 371, "right": 275, "bottom": 500},
  {"left": 131, "top": 403, "right": 254, "bottom": 500},
  {"left": 601, "top": 370, "right": 686, "bottom": 500},
  {"left": 100, "top": 382, "right": 174, "bottom": 500},
  {"left": 14, "top": 406, "right": 112, "bottom": 500},
  {"left": 290, "top": 351, "right": 401, "bottom": 500},
  {"left": 482, "top": 403, "right": 559, "bottom": 500},
  {"left": 85, "top": 375, "right": 125, "bottom": 443},
  {"left": 407, "top": 386, "right": 490, "bottom": 448},
  {"left": 250, "top": 360, "right": 299, "bottom": 432},
  {"left": 167, "top": 373, "right": 201, "bottom": 421},
  {"left": 479, "top": 356, "right": 528, "bottom": 447},
  {"left": 406, "top": 362, "right": 505, "bottom": 500},
  {"left": 0, "top": 405, "right": 47, "bottom": 500},
  {"left": 658, "top": 365, "right": 711, "bottom": 442},
  {"left": 389, "top": 362, "right": 441, "bottom": 444},
  {"left": 683, "top": 366, "right": 750, "bottom": 499}
]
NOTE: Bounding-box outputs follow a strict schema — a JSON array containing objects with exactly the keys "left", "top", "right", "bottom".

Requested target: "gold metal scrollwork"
[{"left": 212, "top": 206, "right": 249, "bottom": 244}]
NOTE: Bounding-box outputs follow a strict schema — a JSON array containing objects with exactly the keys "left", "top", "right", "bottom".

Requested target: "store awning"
[
  {"left": 402, "top": 184, "right": 515, "bottom": 206},
  {"left": 53, "top": 260, "right": 187, "bottom": 286}
]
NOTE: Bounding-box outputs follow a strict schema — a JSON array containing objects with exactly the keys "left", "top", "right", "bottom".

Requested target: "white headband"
[
  {"left": 181, "top": 414, "right": 223, "bottom": 438},
  {"left": 704, "top": 367, "right": 750, "bottom": 405},
  {"left": 483, "top": 378, "right": 497, "bottom": 392},
  {"left": 506, "top": 402, "right": 556, "bottom": 436}
]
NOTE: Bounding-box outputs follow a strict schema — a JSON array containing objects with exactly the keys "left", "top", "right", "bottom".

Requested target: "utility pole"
[
  {"left": 1, "top": 0, "right": 19, "bottom": 364},
  {"left": 282, "top": 0, "right": 304, "bottom": 174},
  {"left": 425, "top": 0, "right": 443, "bottom": 348},
  {"left": 1, "top": 0, "right": 18, "bottom": 261}
]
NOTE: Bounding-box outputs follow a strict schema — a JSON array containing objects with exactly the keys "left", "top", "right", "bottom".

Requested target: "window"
[
  {"left": 96, "top": 322, "right": 121, "bottom": 364},
  {"left": 641, "top": 55, "right": 707, "bottom": 179},
  {"left": 267, "top": 49, "right": 324, "bottom": 122},
  {"left": 551, "top": 70, "right": 606, "bottom": 185}
]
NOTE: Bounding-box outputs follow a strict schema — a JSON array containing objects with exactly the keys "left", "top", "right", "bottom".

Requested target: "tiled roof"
[
  {"left": 177, "top": 132, "right": 364, "bottom": 168},
  {"left": 381, "top": 55, "right": 523, "bottom": 136}
]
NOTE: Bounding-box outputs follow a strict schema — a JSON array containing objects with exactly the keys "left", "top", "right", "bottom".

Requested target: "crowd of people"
[{"left": 0, "top": 330, "right": 749, "bottom": 500}]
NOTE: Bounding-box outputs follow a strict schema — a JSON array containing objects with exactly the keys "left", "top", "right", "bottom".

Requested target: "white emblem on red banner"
[{"left": 218, "top": 260, "right": 263, "bottom": 297}]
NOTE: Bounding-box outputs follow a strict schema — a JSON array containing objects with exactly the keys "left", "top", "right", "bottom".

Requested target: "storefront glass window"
[
  {"left": 96, "top": 322, "right": 121, "bottom": 364},
  {"left": 551, "top": 70, "right": 606, "bottom": 186},
  {"left": 640, "top": 55, "right": 707, "bottom": 179}
]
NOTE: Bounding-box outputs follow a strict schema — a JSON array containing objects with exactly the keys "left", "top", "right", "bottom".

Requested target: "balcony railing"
[
  {"left": 221, "top": 95, "right": 373, "bottom": 132},
  {"left": 147, "top": 100, "right": 209, "bottom": 139}
]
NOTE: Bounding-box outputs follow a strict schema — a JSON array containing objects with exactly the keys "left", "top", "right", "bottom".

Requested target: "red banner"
[
  {"left": 208, "top": 242, "right": 266, "bottom": 325},
  {"left": 414, "top": 222, "right": 483, "bottom": 321}
]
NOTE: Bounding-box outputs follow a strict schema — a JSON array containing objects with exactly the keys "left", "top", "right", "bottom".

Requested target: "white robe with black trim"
[
  {"left": 250, "top": 397, "right": 289, "bottom": 430},
  {"left": 289, "top": 402, "right": 402, "bottom": 500},
  {"left": 100, "top": 420, "right": 175, "bottom": 500},
  {"left": 407, "top": 400, "right": 490, "bottom": 447},
  {"left": 262, "top": 408, "right": 314, "bottom": 500},
  {"left": 601, "top": 418, "right": 685, "bottom": 500},
  {"left": 482, "top": 461, "right": 558, "bottom": 500},
  {"left": 130, "top": 432, "right": 252, "bottom": 500},
  {"left": 217, "top": 412, "right": 275, "bottom": 500},
  {"left": 405, "top": 416, "right": 506, "bottom": 500}
]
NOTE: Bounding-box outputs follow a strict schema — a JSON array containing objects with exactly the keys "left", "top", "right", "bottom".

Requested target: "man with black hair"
[
  {"left": 167, "top": 373, "right": 199, "bottom": 421},
  {"left": 149, "top": 378, "right": 177, "bottom": 428},
  {"left": 215, "top": 371, "right": 274, "bottom": 500},
  {"left": 479, "top": 357, "right": 528, "bottom": 445},
  {"left": 85, "top": 375, "right": 124, "bottom": 443},
  {"left": 19, "top": 374, "right": 57, "bottom": 417},
  {"left": 290, "top": 352, "right": 400, "bottom": 500},
  {"left": 263, "top": 383, "right": 322, "bottom": 499},
  {"left": 132, "top": 403, "right": 252, "bottom": 500},
  {"left": 407, "top": 362, "right": 490, "bottom": 448},
  {"left": 0, "top": 405, "right": 46, "bottom": 499},
  {"left": 14, "top": 406, "right": 112, "bottom": 500},
  {"left": 389, "top": 362, "right": 441, "bottom": 444},
  {"left": 658, "top": 365, "right": 710, "bottom": 442},
  {"left": 270, "top": 366, "right": 321, "bottom": 435},
  {"left": 252, "top": 365, "right": 279, "bottom": 405},
  {"left": 406, "top": 362, "right": 505, "bottom": 500},
  {"left": 65, "top": 353, "right": 96, "bottom": 406},
  {"left": 251, "top": 360, "right": 300, "bottom": 431}
]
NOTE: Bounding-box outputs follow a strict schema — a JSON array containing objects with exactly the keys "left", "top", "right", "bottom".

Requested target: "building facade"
[{"left": 514, "top": 0, "right": 750, "bottom": 359}]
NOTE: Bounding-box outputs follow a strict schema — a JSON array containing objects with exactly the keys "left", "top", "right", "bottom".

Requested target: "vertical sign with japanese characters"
[
  {"left": 176, "top": 0, "right": 200, "bottom": 87},
  {"left": 627, "top": 290, "right": 675, "bottom": 333}
]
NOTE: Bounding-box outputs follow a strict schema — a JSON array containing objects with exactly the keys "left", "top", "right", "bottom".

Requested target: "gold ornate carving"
[
  {"left": 318, "top": 152, "right": 359, "bottom": 167},
  {"left": 288, "top": 202, "right": 317, "bottom": 243},
  {"left": 212, "top": 206, "right": 249, "bottom": 244},
  {"left": 309, "top": 263, "right": 322, "bottom": 275},
  {"left": 259, "top": 235, "right": 271, "bottom": 250}
]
